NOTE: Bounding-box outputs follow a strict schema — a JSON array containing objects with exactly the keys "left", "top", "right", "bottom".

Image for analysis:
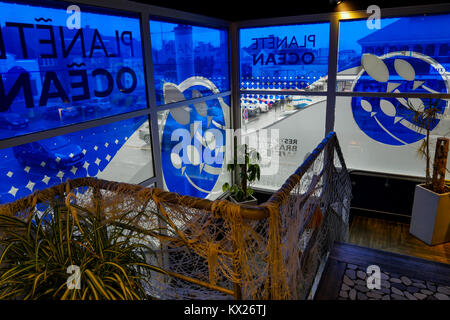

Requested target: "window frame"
[
  {"left": 1, "top": 0, "right": 450, "bottom": 194},
  {"left": 0, "top": 0, "right": 231, "bottom": 191},
  {"left": 232, "top": 3, "right": 450, "bottom": 180}
]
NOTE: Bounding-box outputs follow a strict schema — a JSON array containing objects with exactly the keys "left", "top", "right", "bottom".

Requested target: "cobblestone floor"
[{"left": 338, "top": 263, "right": 450, "bottom": 300}]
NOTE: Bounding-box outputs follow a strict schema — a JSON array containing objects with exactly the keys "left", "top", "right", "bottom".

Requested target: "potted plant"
[
  {"left": 407, "top": 98, "right": 450, "bottom": 245},
  {"left": 0, "top": 195, "right": 161, "bottom": 299},
  {"left": 222, "top": 142, "right": 261, "bottom": 205}
]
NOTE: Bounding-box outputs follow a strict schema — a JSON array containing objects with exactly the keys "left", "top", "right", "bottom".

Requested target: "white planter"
[{"left": 409, "top": 184, "right": 450, "bottom": 245}]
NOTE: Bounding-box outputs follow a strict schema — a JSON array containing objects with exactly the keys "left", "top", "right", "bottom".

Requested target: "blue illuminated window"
[
  {"left": 0, "top": 1, "right": 147, "bottom": 140},
  {"left": 0, "top": 116, "right": 152, "bottom": 204},
  {"left": 338, "top": 14, "right": 450, "bottom": 94},
  {"left": 239, "top": 22, "right": 330, "bottom": 91},
  {"left": 336, "top": 13, "right": 450, "bottom": 177},
  {"left": 150, "top": 20, "right": 229, "bottom": 106}
]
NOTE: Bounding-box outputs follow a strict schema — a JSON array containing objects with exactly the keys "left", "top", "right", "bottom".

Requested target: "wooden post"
[{"left": 432, "top": 137, "right": 449, "bottom": 194}]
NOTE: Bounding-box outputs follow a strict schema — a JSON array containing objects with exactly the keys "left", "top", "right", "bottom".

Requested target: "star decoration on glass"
[
  {"left": 56, "top": 171, "right": 65, "bottom": 179},
  {"left": 8, "top": 186, "right": 18, "bottom": 197},
  {"left": 25, "top": 181, "right": 35, "bottom": 192},
  {"left": 42, "top": 175, "right": 50, "bottom": 185}
]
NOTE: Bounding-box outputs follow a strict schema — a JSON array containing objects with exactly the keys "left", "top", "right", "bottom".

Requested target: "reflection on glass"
[
  {"left": 0, "top": 1, "right": 147, "bottom": 140},
  {"left": 240, "top": 23, "right": 330, "bottom": 92},
  {"left": 158, "top": 96, "right": 231, "bottom": 200},
  {"left": 150, "top": 20, "right": 229, "bottom": 105},
  {"left": 240, "top": 94, "right": 326, "bottom": 190},
  {"left": 0, "top": 116, "right": 154, "bottom": 204},
  {"left": 240, "top": 93, "right": 326, "bottom": 134},
  {"left": 338, "top": 14, "right": 450, "bottom": 93}
]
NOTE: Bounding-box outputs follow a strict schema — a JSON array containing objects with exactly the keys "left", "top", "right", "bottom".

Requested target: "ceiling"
[{"left": 131, "top": 0, "right": 450, "bottom": 22}]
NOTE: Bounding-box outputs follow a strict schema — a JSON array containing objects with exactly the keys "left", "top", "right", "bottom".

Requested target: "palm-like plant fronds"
[{"left": 0, "top": 195, "right": 161, "bottom": 300}]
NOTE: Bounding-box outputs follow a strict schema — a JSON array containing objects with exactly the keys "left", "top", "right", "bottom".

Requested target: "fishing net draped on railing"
[{"left": 0, "top": 132, "right": 351, "bottom": 300}]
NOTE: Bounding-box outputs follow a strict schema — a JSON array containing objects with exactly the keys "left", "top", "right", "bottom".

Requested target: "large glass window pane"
[
  {"left": 240, "top": 22, "right": 330, "bottom": 92},
  {"left": 240, "top": 94, "right": 327, "bottom": 190},
  {"left": 150, "top": 20, "right": 229, "bottom": 106},
  {"left": 335, "top": 96, "right": 450, "bottom": 176},
  {"left": 0, "top": 1, "right": 147, "bottom": 140},
  {"left": 0, "top": 116, "right": 153, "bottom": 204},
  {"left": 338, "top": 14, "right": 450, "bottom": 94},
  {"left": 158, "top": 96, "right": 231, "bottom": 199},
  {"left": 240, "top": 93, "right": 326, "bottom": 134}
]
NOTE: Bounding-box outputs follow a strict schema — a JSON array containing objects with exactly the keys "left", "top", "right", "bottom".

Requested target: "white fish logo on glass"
[
  {"left": 351, "top": 51, "right": 448, "bottom": 146},
  {"left": 160, "top": 76, "right": 230, "bottom": 198}
]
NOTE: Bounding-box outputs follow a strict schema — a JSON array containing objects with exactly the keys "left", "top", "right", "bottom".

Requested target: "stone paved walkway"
[{"left": 338, "top": 263, "right": 450, "bottom": 300}]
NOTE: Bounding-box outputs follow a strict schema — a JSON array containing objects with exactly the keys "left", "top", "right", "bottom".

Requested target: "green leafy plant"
[
  {"left": 222, "top": 143, "right": 261, "bottom": 202},
  {"left": 0, "top": 195, "right": 165, "bottom": 300}
]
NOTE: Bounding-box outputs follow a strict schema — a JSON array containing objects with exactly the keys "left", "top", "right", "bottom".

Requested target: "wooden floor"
[{"left": 348, "top": 216, "right": 450, "bottom": 264}]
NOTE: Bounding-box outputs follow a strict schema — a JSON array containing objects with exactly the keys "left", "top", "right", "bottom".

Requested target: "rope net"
[{"left": 0, "top": 132, "right": 351, "bottom": 300}]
